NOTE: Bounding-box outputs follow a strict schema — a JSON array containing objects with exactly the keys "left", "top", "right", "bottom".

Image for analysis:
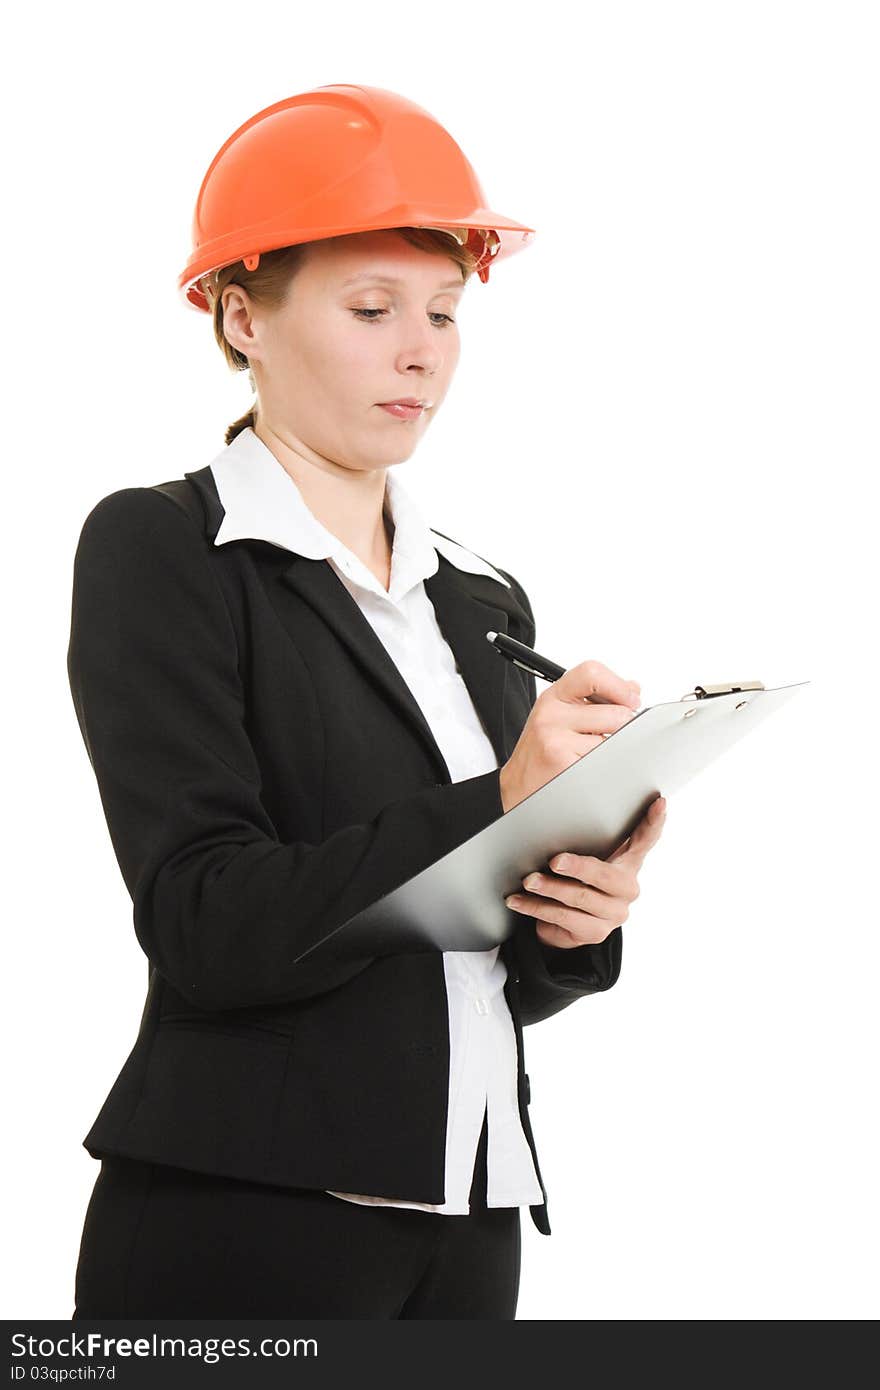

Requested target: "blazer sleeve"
[
  {"left": 67, "top": 487, "right": 508, "bottom": 1013},
  {"left": 496, "top": 566, "right": 623, "bottom": 1027}
]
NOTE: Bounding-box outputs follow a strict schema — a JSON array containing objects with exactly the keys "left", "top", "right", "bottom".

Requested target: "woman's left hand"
[{"left": 504, "top": 795, "right": 667, "bottom": 948}]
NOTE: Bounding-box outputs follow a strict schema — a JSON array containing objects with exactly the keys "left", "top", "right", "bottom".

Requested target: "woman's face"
[{"left": 229, "top": 229, "right": 465, "bottom": 474}]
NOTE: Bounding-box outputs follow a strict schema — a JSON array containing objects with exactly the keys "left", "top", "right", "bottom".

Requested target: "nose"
[{"left": 394, "top": 316, "right": 445, "bottom": 377}]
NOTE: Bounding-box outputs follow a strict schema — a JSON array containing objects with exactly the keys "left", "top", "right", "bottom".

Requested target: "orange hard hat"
[{"left": 178, "top": 83, "right": 536, "bottom": 312}]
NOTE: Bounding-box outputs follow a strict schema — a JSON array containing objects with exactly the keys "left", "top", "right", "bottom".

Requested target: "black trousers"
[{"left": 71, "top": 1107, "right": 522, "bottom": 1319}]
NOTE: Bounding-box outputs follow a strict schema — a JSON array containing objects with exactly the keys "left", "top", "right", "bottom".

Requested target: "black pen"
[{"left": 485, "top": 630, "right": 566, "bottom": 683}]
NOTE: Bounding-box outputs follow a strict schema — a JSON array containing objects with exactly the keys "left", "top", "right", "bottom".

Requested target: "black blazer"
[{"left": 66, "top": 464, "right": 622, "bottom": 1237}]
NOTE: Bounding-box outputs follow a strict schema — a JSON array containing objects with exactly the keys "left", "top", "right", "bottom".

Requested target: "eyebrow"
[{"left": 340, "top": 272, "right": 465, "bottom": 291}]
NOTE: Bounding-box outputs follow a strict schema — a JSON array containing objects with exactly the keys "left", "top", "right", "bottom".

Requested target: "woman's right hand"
[{"left": 498, "top": 660, "right": 642, "bottom": 813}]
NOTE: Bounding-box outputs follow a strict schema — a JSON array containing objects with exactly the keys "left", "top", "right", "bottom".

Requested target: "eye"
[{"left": 352, "top": 309, "right": 456, "bottom": 326}]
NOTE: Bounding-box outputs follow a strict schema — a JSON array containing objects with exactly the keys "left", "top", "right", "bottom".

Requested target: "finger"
[
  {"left": 517, "top": 870, "right": 629, "bottom": 922},
  {"left": 534, "top": 920, "right": 579, "bottom": 949},
  {"left": 531, "top": 906, "right": 615, "bottom": 946},
  {"left": 551, "top": 659, "right": 641, "bottom": 713},
  {"left": 621, "top": 797, "right": 667, "bottom": 864},
  {"left": 548, "top": 802, "right": 662, "bottom": 885},
  {"left": 553, "top": 701, "right": 640, "bottom": 738},
  {"left": 505, "top": 889, "right": 624, "bottom": 941},
  {"left": 606, "top": 835, "right": 633, "bottom": 863},
  {"left": 547, "top": 850, "right": 620, "bottom": 895},
  {"left": 639, "top": 795, "right": 667, "bottom": 835}
]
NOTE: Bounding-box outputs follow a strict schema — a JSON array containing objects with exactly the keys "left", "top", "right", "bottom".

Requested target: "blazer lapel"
[
  {"left": 276, "top": 552, "right": 523, "bottom": 783},
  {"left": 280, "top": 554, "right": 453, "bottom": 780},
  {"left": 183, "top": 462, "right": 530, "bottom": 783},
  {"left": 423, "top": 559, "right": 522, "bottom": 766}
]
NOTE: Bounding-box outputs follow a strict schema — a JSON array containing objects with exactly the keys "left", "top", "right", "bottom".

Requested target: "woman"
[{"left": 68, "top": 84, "right": 666, "bottom": 1319}]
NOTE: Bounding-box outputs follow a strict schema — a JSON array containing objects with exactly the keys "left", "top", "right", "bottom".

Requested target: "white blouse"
[{"left": 209, "top": 427, "right": 543, "bottom": 1215}]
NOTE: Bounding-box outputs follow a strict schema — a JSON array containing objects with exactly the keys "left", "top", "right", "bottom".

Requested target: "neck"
[{"left": 252, "top": 420, "right": 393, "bottom": 576}]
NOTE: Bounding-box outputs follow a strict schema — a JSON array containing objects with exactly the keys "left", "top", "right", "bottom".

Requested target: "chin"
[
  {"left": 393, "top": 444, "right": 421, "bottom": 466},
  {"left": 373, "top": 437, "right": 421, "bottom": 466}
]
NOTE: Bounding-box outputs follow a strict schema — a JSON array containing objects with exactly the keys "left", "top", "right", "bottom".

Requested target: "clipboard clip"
[{"left": 682, "top": 680, "right": 765, "bottom": 701}]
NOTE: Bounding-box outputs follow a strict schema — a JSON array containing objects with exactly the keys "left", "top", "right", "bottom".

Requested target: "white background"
[{"left": 4, "top": 0, "right": 877, "bottom": 1321}]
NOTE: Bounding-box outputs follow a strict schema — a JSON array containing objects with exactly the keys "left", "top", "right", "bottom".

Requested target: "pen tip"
[{"left": 486, "top": 631, "right": 497, "bottom": 642}]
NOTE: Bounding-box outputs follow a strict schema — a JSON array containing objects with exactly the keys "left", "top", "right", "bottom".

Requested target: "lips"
[{"left": 378, "top": 401, "right": 426, "bottom": 420}]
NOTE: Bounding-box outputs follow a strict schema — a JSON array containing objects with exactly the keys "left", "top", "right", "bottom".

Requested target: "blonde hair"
[{"left": 198, "top": 229, "right": 481, "bottom": 445}]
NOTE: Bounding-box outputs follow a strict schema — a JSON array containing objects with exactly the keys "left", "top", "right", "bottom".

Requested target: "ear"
[{"left": 220, "top": 284, "right": 261, "bottom": 360}]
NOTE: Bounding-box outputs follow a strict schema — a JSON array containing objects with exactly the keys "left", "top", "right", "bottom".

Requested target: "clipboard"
[{"left": 294, "top": 678, "right": 808, "bottom": 963}]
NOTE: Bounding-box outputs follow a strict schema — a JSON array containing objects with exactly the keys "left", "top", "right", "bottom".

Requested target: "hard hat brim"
[{"left": 180, "top": 214, "right": 535, "bottom": 312}]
